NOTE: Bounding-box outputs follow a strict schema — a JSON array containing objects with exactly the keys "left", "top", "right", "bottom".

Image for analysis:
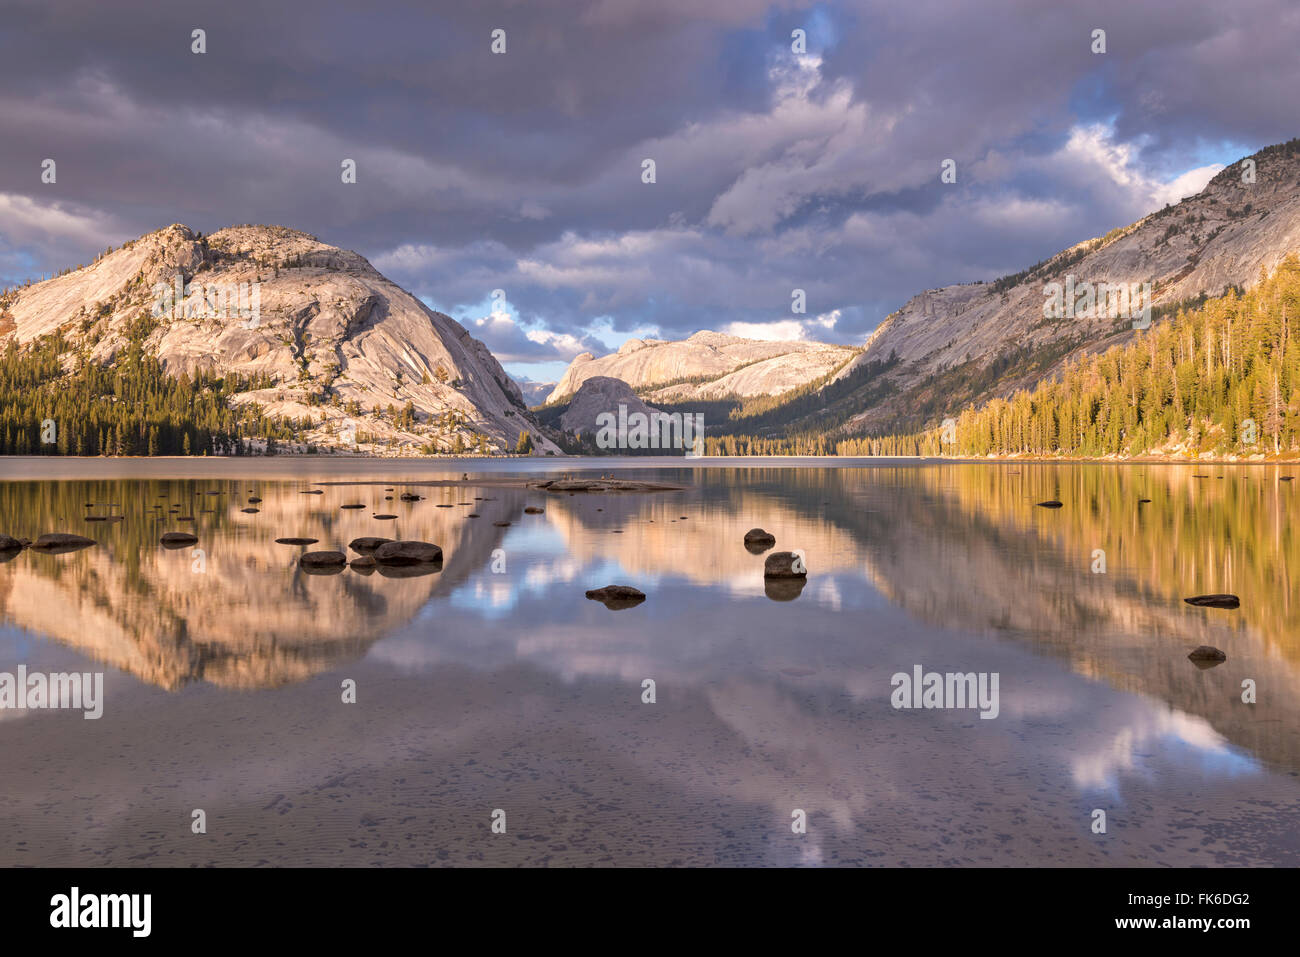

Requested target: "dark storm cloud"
[{"left": 2, "top": 0, "right": 1297, "bottom": 361}]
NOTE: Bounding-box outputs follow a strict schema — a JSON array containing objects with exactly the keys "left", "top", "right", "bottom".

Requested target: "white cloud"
[
  {"left": 466, "top": 308, "right": 593, "bottom": 363},
  {"left": 723, "top": 310, "right": 840, "bottom": 341},
  {"left": 0, "top": 193, "right": 122, "bottom": 247}
]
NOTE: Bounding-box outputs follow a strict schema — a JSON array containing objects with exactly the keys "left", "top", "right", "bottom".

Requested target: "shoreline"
[{"left": 0, "top": 453, "right": 1298, "bottom": 482}]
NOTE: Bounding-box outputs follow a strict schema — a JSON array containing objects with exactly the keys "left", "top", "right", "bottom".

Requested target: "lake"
[{"left": 1, "top": 456, "right": 1298, "bottom": 866}]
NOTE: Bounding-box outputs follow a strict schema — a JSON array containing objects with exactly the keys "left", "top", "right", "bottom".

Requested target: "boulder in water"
[
  {"left": 31, "top": 533, "right": 97, "bottom": 554},
  {"left": 764, "top": 551, "right": 807, "bottom": 578},
  {"left": 1187, "top": 645, "right": 1227, "bottom": 666},
  {"left": 744, "top": 528, "right": 776, "bottom": 553},
  {"left": 349, "top": 537, "right": 393, "bottom": 554},
  {"left": 300, "top": 550, "right": 347, "bottom": 568},
  {"left": 373, "top": 541, "right": 443, "bottom": 566},
  {"left": 1184, "top": 594, "right": 1240, "bottom": 609},
  {"left": 585, "top": 585, "right": 646, "bottom": 610}
]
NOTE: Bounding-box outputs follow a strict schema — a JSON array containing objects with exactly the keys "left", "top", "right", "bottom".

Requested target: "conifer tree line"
[
  {"left": 0, "top": 331, "right": 297, "bottom": 456},
  {"left": 840, "top": 256, "right": 1300, "bottom": 458},
  {"left": 5, "top": 258, "right": 1300, "bottom": 458}
]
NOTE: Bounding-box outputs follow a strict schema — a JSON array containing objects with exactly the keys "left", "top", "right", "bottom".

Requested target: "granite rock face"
[
  {"left": 1, "top": 224, "right": 558, "bottom": 455},
  {"left": 839, "top": 141, "right": 1300, "bottom": 428},
  {"left": 548, "top": 330, "right": 856, "bottom": 404},
  {"left": 558, "top": 376, "right": 662, "bottom": 436}
]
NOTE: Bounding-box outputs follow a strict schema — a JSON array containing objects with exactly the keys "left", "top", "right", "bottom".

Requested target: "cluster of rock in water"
[
  {"left": 584, "top": 525, "right": 809, "bottom": 609},
  {"left": 0, "top": 481, "right": 1248, "bottom": 659},
  {"left": 298, "top": 538, "right": 444, "bottom": 577},
  {"left": 0, "top": 532, "right": 100, "bottom": 555},
  {"left": 1034, "top": 495, "right": 1243, "bottom": 666}
]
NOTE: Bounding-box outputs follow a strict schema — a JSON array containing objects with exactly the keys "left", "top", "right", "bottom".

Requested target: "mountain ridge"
[
  {"left": 546, "top": 329, "right": 857, "bottom": 405},
  {"left": 836, "top": 138, "right": 1300, "bottom": 434},
  {"left": 0, "top": 223, "right": 558, "bottom": 455}
]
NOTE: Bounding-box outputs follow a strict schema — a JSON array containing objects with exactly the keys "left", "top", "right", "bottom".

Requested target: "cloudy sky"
[{"left": 3, "top": 1, "right": 1297, "bottom": 383}]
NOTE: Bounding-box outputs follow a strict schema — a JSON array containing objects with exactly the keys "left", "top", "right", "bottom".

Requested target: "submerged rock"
[
  {"left": 350, "top": 555, "right": 377, "bottom": 573},
  {"left": 744, "top": 528, "right": 776, "bottom": 552},
  {"left": 1187, "top": 645, "right": 1228, "bottom": 664},
  {"left": 524, "top": 506, "right": 545, "bottom": 514},
  {"left": 160, "top": 531, "right": 199, "bottom": 547},
  {"left": 531, "top": 478, "right": 683, "bottom": 492},
  {"left": 764, "top": 551, "right": 808, "bottom": 578},
  {"left": 1036, "top": 500, "right": 1064, "bottom": 509},
  {"left": 0, "top": 534, "right": 24, "bottom": 551},
  {"left": 377, "top": 563, "right": 442, "bottom": 579},
  {"left": 300, "top": 489, "right": 324, "bottom": 495},
  {"left": 373, "top": 540, "right": 443, "bottom": 566},
  {"left": 241, "top": 507, "right": 260, "bottom": 514},
  {"left": 493, "top": 521, "right": 511, "bottom": 527},
  {"left": 31, "top": 533, "right": 97, "bottom": 554},
  {"left": 585, "top": 584, "right": 646, "bottom": 609},
  {"left": 765, "top": 577, "right": 806, "bottom": 602},
  {"left": 1184, "top": 594, "right": 1240, "bottom": 609},
  {"left": 348, "top": 537, "right": 393, "bottom": 554},
  {"left": 340, "top": 503, "right": 366, "bottom": 510},
  {"left": 276, "top": 537, "right": 319, "bottom": 546},
  {"left": 373, "top": 514, "right": 398, "bottom": 520},
  {"left": 399, "top": 492, "right": 422, "bottom": 502},
  {"left": 300, "top": 550, "right": 348, "bottom": 569}
]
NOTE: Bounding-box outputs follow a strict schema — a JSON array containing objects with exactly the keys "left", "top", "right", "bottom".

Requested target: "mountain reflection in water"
[{"left": 1, "top": 459, "right": 1298, "bottom": 866}]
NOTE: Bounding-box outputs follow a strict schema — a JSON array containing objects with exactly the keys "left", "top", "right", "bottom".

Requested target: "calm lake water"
[{"left": 2, "top": 456, "right": 1298, "bottom": 866}]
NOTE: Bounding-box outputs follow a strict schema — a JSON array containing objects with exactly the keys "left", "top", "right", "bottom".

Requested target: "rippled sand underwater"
[{"left": 2, "top": 458, "right": 1298, "bottom": 866}]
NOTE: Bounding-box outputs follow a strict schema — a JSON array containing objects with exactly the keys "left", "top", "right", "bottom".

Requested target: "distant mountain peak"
[{"left": 547, "top": 329, "right": 857, "bottom": 404}]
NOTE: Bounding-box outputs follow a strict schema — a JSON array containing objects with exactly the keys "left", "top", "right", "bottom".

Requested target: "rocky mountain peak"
[{"left": 1, "top": 223, "right": 558, "bottom": 455}]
